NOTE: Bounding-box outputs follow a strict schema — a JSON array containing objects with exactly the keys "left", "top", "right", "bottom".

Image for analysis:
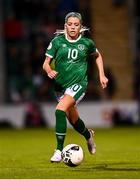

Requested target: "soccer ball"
[{"left": 61, "top": 144, "right": 84, "bottom": 167}]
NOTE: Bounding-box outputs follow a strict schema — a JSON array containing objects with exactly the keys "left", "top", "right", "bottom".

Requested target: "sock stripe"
[
  {"left": 81, "top": 127, "right": 86, "bottom": 134},
  {"left": 56, "top": 132, "right": 66, "bottom": 136}
]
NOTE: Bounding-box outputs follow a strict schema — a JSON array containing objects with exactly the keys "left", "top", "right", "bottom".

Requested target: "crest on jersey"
[
  {"left": 47, "top": 42, "right": 52, "bottom": 50},
  {"left": 78, "top": 44, "right": 85, "bottom": 51}
]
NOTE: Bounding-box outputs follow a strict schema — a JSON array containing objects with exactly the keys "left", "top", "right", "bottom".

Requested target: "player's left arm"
[{"left": 93, "top": 50, "right": 108, "bottom": 89}]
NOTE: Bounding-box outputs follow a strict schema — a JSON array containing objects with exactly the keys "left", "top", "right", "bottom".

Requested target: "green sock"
[
  {"left": 55, "top": 109, "right": 67, "bottom": 151},
  {"left": 72, "top": 118, "right": 90, "bottom": 140}
]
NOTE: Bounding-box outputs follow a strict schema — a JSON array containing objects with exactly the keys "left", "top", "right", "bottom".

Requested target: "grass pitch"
[{"left": 0, "top": 126, "right": 140, "bottom": 179}]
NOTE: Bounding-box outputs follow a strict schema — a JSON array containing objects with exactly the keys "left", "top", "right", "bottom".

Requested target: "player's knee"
[{"left": 56, "top": 104, "right": 67, "bottom": 112}]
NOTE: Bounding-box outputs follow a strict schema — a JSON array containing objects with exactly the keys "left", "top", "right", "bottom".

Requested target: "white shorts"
[{"left": 55, "top": 83, "right": 86, "bottom": 104}]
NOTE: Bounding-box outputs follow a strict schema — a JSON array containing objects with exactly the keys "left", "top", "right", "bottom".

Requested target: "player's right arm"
[{"left": 43, "top": 56, "right": 58, "bottom": 79}]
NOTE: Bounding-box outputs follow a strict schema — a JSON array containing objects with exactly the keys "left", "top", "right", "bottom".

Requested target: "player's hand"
[
  {"left": 100, "top": 75, "right": 108, "bottom": 89},
  {"left": 47, "top": 70, "right": 58, "bottom": 79}
]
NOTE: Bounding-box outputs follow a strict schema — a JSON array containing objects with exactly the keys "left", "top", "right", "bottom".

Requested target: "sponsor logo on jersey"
[
  {"left": 78, "top": 44, "right": 85, "bottom": 51},
  {"left": 62, "top": 44, "right": 67, "bottom": 47}
]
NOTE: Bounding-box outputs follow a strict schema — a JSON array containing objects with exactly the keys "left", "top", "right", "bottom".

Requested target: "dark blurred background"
[
  {"left": 0, "top": 0, "right": 140, "bottom": 128},
  {"left": 0, "top": 0, "right": 94, "bottom": 103}
]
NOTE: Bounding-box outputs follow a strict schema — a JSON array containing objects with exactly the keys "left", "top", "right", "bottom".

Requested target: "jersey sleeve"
[
  {"left": 88, "top": 39, "right": 97, "bottom": 55},
  {"left": 45, "top": 37, "right": 58, "bottom": 58}
]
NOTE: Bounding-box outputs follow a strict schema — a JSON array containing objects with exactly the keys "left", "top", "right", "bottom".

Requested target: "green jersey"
[{"left": 45, "top": 34, "right": 97, "bottom": 91}]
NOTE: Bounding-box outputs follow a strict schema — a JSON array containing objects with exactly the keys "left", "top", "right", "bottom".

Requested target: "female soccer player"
[{"left": 43, "top": 12, "right": 108, "bottom": 162}]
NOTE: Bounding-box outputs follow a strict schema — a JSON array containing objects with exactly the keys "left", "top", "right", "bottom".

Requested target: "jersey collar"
[{"left": 65, "top": 33, "right": 81, "bottom": 43}]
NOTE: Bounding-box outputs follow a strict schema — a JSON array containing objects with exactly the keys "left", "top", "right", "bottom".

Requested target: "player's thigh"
[{"left": 56, "top": 94, "right": 75, "bottom": 112}]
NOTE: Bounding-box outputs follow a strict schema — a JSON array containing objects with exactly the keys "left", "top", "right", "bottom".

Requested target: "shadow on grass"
[{"left": 70, "top": 162, "right": 140, "bottom": 172}]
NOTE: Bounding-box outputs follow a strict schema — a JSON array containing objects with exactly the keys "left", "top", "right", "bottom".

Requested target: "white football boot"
[
  {"left": 50, "top": 149, "right": 62, "bottom": 163},
  {"left": 87, "top": 129, "right": 96, "bottom": 154}
]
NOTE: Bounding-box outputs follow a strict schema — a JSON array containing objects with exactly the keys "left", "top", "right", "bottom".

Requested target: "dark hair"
[{"left": 65, "top": 12, "right": 82, "bottom": 24}]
